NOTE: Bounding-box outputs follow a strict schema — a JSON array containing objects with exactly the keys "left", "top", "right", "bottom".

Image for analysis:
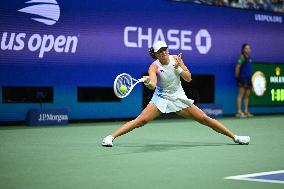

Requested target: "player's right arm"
[
  {"left": 235, "top": 64, "right": 241, "bottom": 78},
  {"left": 235, "top": 55, "right": 244, "bottom": 78},
  {"left": 143, "top": 63, "right": 158, "bottom": 90}
]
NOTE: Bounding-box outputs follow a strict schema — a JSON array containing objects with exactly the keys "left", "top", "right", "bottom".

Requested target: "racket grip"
[{"left": 138, "top": 78, "right": 146, "bottom": 82}]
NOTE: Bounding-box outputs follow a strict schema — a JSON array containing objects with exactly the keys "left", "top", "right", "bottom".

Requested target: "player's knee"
[
  {"left": 135, "top": 116, "right": 149, "bottom": 128},
  {"left": 139, "top": 117, "right": 149, "bottom": 127},
  {"left": 198, "top": 114, "right": 211, "bottom": 125}
]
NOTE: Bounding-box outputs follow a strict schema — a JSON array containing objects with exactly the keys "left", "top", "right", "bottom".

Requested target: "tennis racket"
[{"left": 113, "top": 73, "right": 146, "bottom": 98}]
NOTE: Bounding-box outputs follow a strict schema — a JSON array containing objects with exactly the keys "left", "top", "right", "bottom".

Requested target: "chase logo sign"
[
  {"left": 124, "top": 26, "right": 212, "bottom": 54},
  {"left": 18, "top": 0, "right": 60, "bottom": 25}
]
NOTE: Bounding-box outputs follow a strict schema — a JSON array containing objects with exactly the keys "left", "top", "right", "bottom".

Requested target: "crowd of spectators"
[{"left": 173, "top": 0, "right": 284, "bottom": 13}]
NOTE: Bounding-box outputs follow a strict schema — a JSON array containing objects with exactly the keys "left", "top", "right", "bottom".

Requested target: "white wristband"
[{"left": 176, "top": 66, "right": 183, "bottom": 74}]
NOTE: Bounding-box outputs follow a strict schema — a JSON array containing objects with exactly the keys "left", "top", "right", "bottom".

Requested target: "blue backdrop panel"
[{"left": 0, "top": 0, "right": 284, "bottom": 121}]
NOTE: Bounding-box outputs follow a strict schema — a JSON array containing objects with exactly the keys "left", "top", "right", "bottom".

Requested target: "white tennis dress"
[{"left": 150, "top": 55, "right": 194, "bottom": 113}]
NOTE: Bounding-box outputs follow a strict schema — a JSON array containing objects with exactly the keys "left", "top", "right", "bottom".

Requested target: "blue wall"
[{"left": 1, "top": 0, "right": 284, "bottom": 121}]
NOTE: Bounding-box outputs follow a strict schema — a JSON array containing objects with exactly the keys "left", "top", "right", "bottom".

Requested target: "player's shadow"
[{"left": 114, "top": 141, "right": 235, "bottom": 154}]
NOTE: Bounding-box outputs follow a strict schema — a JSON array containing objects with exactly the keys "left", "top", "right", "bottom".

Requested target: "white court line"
[{"left": 225, "top": 170, "right": 284, "bottom": 184}]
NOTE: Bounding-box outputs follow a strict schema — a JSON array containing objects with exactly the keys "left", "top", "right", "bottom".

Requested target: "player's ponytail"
[{"left": 148, "top": 47, "right": 156, "bottom": 59}]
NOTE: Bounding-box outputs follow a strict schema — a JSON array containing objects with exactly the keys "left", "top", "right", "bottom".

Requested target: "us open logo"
[
  {"left": 18, "top": 0, "right": 60, "bottom": 25},
  {"left": 0, "top": 0, "right": 79, "bottom": 58}
]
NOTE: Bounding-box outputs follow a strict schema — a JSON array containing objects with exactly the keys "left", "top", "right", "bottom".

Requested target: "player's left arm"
[{"left": 174, "top": 53, "right": 192, "bottom": 82}]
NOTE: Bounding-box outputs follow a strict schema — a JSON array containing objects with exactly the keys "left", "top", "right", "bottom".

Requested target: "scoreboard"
[{"left": 250, "top": 63, "right": 284, "bottom": 106}]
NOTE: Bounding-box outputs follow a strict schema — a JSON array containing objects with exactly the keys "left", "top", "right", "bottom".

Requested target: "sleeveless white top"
[{"left": 150, "top": 55, "right": 194, "bottom": 113}]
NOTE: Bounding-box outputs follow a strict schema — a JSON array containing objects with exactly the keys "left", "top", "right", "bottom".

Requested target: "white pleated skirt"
[{"left": 150, "top": 91, "right": 194, "bottom": 113}]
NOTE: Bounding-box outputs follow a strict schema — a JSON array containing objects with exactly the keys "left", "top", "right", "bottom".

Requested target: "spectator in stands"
[
  {"left": 245, "top": 0, "right": 258, "bottom": 9},
  {"left": 181, "top": 0, "right": 284, "bottom": 13},
  {"left": 213, "top": 0, "right": 229, "bottom": 6},
  {"left": 270, "top": 0, "right": 284, "bottom": 13}
]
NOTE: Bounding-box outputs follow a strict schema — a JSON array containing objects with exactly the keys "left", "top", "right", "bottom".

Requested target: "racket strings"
[{"left": 115, "top": 74, "right": 133, "bottom": 98}]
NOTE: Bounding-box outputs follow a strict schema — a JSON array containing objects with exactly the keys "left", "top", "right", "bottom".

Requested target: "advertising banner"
[{"left": 1, "top": 0, "right": 284, "bottom": 120}]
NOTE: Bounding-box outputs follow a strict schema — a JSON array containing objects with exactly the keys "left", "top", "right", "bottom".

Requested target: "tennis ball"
[{"left": 119, "top": 85, "right": 127, "bottom": 92}]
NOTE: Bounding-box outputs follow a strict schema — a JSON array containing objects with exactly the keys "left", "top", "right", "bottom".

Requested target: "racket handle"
[
  {"left": 138, "top": 78, "right": 146, "bottom": 82},
  {"left": 140, "top": 77, "right": 152, "bottom": 86}
]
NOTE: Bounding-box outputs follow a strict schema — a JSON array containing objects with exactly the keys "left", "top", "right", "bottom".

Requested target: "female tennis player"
[{"left": 102, "top": 41, "right": 250, "bottom": 147}]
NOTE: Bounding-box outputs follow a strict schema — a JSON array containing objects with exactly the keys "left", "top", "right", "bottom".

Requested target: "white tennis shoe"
[
  {"left": 102, "top": 135, "right": 114, "bottom": 147},
  {"left": 234, "top": 135, "right": 250, "bottom": 145}
]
